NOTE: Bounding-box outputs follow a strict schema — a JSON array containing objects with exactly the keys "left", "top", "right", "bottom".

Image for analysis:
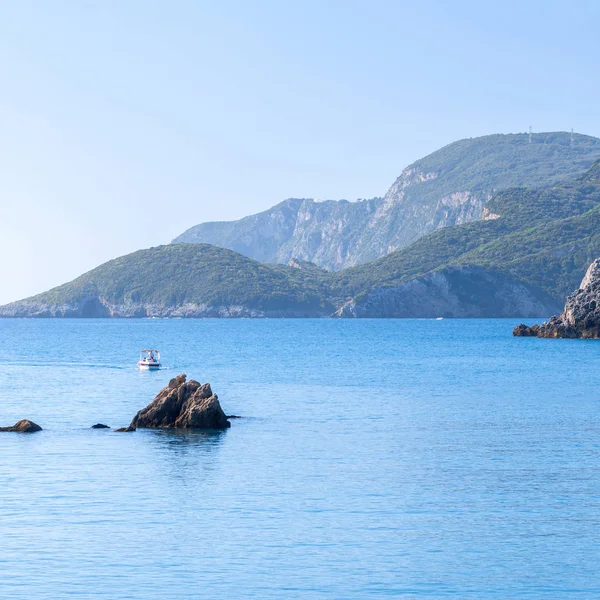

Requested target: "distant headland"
[{"left": 2, "top": 132, "right": 600, "bottom": 319}]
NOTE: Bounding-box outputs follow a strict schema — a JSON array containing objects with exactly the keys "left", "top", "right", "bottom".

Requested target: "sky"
[{"left": 0, "top": 0, "right": 599, "bottom": 304}]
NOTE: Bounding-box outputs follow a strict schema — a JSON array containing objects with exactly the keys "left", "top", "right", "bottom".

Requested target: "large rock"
[
  {"left": 514, "top": 258, "right": 600, "bottom": 338},
  {"left": 129, "top": 374, "right": 230, "bottom": 429},
  {"left": 0, "top": 419, "right": 42, "bottom": 433}
]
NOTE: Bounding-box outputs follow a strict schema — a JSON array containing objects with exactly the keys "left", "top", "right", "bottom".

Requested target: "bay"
[{"left": 0, "top": 318, "right": 599, "bottom": 599}]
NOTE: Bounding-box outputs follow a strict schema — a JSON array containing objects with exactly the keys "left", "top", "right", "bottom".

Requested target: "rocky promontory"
[
  {"left": 514, "top": 258, "right": 600, "bottom": 338},
  {"left": 128, "top": 374, "right": 230, "bottom": 430}
]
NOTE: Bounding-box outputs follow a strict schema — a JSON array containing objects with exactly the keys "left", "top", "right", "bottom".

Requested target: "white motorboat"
[{"left": 138, "top": 349, "right": 161, "bottom": 370}]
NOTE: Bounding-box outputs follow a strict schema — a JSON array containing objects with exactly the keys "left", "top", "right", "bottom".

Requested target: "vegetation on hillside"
[
  {"left": 4, "top": 158, "right": 600, "bottom": 316},
  {"left": 28, "top": 244, "right": 333, "bottom": 313},
  {"left": 333, "top": 159, "right": 600, "bottom": 301},
  {"left": 407, "top": 132, "right": 600, "bottom": 200}
]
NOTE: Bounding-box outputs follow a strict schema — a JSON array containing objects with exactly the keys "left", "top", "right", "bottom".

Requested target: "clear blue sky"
[{"left": 1, "top": 0, "right": 599, "bottom": 304}]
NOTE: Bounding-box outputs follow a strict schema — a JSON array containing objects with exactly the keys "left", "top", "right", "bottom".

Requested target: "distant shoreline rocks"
[{"left": 514, "top": 258, "right": 600, "bottom": 339}]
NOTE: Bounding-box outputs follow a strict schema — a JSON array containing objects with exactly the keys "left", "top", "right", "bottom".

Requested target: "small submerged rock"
[
  {"left": 128, "top": 373, "right": 230, "bottom": 430},
  {"left": 91, "top": 423, "right": 110, "bottom": 429},
  {"left": 0, "top": 419, "right": 42, "bottom": 433}
]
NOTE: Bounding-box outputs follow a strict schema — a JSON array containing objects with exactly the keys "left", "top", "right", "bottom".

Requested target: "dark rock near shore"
[
  {"left": 512, "top": 323, "right": 540, "bottom": 337},
  {"left": 91, "top": 423, "right": 110, "bottom": 429},
  {"left": 0, "top": 419, "right": 42, "bottom": 433},
  {"left": 514, "top": 258, "right": 600, "bottom": 339},
  {"left": 115, "top": 425, "right": 136, "bottom": 432},
  {"left": 129, "top": 374, "right": 230, "bottom": 430}
]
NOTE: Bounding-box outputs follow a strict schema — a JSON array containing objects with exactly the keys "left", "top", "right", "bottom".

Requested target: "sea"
[{"left": 0, "top": 318, "right": 599, "bottom": 599}]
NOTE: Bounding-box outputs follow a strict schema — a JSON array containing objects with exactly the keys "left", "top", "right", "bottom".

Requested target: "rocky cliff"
[
  {"left": 335, "top": 267, "right": 560, "bottom": 318},
  {"left": 514, "top": 259, "right": 600, "bottom": 338},
  {"left": 174, "top": 132, "right": 600, "bottom": 270},
  {"left": 0, "top": 297, "right": 324, "bottom": 318}
]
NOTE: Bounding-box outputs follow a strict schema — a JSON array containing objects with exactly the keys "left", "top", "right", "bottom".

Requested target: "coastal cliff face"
[
  {"left": 174, "top": 175, "right": 490, "bottom": 271},
  {"left": 335, "top": 267, "right": 560, "bottom": 318},
  {"left": 514, "top": 259, "right": 600, "bottom": 338},
  {"left": 0, "top": 297, "right": 328, "bottom": 318},
  {"left": 174, "top": 133, "right": 600, "bottom": 270}
]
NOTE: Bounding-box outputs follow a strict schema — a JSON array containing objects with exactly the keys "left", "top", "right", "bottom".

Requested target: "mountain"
[
  {"left": 328, "top": 159, "right": 600, "bottom": 316},
  {"left": 4, "top": 156, "right": 600, "bottom": 320},
  {"left": 174, "top": 132, "right": 600, "bottom": 270}
]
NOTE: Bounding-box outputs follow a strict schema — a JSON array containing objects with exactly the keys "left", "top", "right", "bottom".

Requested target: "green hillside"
[
  {"left": 0, "top": 244, "right": 332, "bottom": 317},
  {"left": 333, "top": 160, "right": 600, "bottom": 303},
  {"left": 3, "top": 159, "right": 600, "bottom": 318}
]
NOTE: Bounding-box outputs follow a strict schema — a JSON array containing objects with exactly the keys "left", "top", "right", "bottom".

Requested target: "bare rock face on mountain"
[
  {"left": 0, "top": 419, "right": 42, "bottom": 433},
  {"left": 174, "top": 132, "right": 600, "bottom": 270},
  {"left": 513, "top": 258, "right": 600, "bottom": 338},
  {"left": 129, "top": 374, "right": 230, "bottom": 429}
]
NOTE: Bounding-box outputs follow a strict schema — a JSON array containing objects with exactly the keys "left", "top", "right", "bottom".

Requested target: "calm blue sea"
[{"left": 0, "top": 318, "right": 599, "bottom": 599}]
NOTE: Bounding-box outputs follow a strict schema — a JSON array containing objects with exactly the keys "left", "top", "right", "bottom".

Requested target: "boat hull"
[{"left": 138, "top": 362, "right": 161, "bottom": 370}]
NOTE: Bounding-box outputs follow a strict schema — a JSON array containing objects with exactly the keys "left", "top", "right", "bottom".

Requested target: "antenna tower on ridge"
[
  {"left": 570, "top": 128, "right": 575, "bottom": 148},
  {"left": 528, "top": 126, "right": 532, "bottom": 144}
]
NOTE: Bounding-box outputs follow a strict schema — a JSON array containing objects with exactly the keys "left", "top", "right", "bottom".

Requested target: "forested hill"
[
  {"left": 174, "top": 132, "right": 600, "bottom": 270},
  {"left": 0, "top": 245, "right": 334, "bottom": 318},
  {"left": 3, "top": 158, "right": 600, "bottom": 319}
]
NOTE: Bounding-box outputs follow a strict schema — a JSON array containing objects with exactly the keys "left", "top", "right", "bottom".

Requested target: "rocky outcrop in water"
[
  {"left": 0, "top": 419, "right": 42, "bottom": 433},
  {"left": 512, "top": 323, "right": 540, "bottom": 337},
  {"left": 129, "top": 374, "right": 230, "bottom": 429},
  {"left": 91, "top": 423, "right": 110, "bottom": 429},
  {"left": 513, "top": 258, "right": 600, "bottom": 338}
]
